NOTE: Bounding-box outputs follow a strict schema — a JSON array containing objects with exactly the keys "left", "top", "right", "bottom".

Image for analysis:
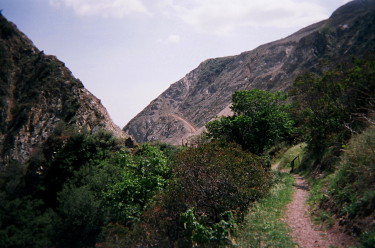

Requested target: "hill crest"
[{"left": 124, "top": 0, "right": 375, "bottom": 144}]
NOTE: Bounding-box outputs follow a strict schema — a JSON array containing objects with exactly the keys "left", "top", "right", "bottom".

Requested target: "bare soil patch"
[{"left": 284, "top": 175, "right": 357, "bottom": 248}]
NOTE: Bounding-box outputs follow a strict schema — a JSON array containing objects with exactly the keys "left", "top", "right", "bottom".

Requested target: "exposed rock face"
[
  {"left": 124, "top": 0, "right": 375, "bottom": 144},
  {"left": 0, "top": 14, "right": 126, "bottom": 166}
]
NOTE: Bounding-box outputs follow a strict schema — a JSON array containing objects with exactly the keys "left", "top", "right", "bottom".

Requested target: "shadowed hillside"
[{"left": 0, "top": 14, "right": 127, "bottom": 166}]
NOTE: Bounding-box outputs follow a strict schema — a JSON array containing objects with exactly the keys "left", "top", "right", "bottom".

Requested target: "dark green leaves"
[
  {"left": 207, "top": 89, "right": 294, "bottom": 155},
  {"left": 290, "top": 58, "right": 375, "bottom": 156}
]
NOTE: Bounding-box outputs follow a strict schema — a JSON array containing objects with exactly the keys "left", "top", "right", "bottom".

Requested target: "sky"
[{"left": 1, "top": 0, "right": 351, "bottom": 127}]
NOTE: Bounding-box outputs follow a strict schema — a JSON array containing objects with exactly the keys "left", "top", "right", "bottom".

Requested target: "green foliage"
[
  {"left": 0, "top": 127, "right": 123, "bottom": 247},
  {"left": 181, "top": 208, "right": 235, "bottom": 246},
  {"left": 55, "top": 185, "right": 103, "bottom": 248},
  {"left": 0, "top": 196, "right": 56, "bottom": 248},
  {"left": 274, "top": 143, "right": 306, "bottom": 171},
  {"left": 235, "top": 172, "right": 295, "bottom": 248},
  {"left": 0, "top": 125, "right": 174, "bottom": 247},
  {"left": 173, "top": 142, "right": 272, "bottom": 220},
  {"left": 206, "top": 89, "right": 294, "bottom": 155},
  {"left": 103, "top": 144, "right": 170, "bottom": 224},
  {"left": 359, "top": 228, "right": 375, "bottom": 248},
  {"left": 52, "top": 143, "right": 170, "bottom": 247},
  {"left": 290, "top": 58, "right": 375, "bottom": 170},
  {"left": 128, "top": 142, "right": 273, "bottom": 247},
  {"left": 0, "top": 163, "right": 56, "bottom": 248},
  {"left": 307, "top": 174, "right": 332, "bottom": 209},
  {"left": 324, "top": 127, "right": 375, "bottom": 240},
  {"left": 150, "top": 141, "right": 186, "bottom": 161},
  {"left": 305, "top": 126, "right": 375, "bottom": 246},
  {"left": 25, "top": 127, "right": 120, "bottom": 207},
  {"left": 312, "top": 210, "right": 335, "bottom": 228}
]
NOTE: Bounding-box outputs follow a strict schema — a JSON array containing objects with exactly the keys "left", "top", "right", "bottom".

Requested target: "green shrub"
[
  {"left": 323, "top": 127, "right": 375, "bottom": 238},
  {"left": 329, "top": 126, "right": 374, "bottom": 207},
  {"left": 102, "top": 144, "right": 170, "bottom": 224},
  {"left": 55, "top": 185, "right": 103, "bottom": 248},
  {"left": 128, "top": 142, "right": 273, "bottom": 246},
  {"left": 181, "top": 208, "right": 235, "bottom": 246},
  {"left": 173, "top": 142, "right": 272, "bottom": 221}
]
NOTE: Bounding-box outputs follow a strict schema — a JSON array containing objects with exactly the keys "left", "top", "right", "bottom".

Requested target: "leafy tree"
[{"left": 206, "top": 89, "right": 294, "bottom": 155}]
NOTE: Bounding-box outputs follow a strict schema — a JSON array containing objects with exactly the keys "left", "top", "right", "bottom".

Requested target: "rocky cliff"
[
  {"left": 0, "top": 14, "right": 126, "bottom": 166},
  {"left": 124, "top": 0, "right": 375, "bottom": 144}
]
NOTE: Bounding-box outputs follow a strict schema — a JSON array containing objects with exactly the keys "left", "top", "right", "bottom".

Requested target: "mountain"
[
  {"left": 124, "top": 0, "right": 375, "bottom": 144},
  {"left": 0, "top": 14, "right": 127, "bottom": 166}
]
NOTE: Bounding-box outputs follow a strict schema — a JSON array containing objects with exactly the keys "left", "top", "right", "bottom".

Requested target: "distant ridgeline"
[
  {"left": 0, "top": 14, "right": 127, "bottom": 166},
  {"left": 124, "top": 0, "right": 375, "bottom": 144}
]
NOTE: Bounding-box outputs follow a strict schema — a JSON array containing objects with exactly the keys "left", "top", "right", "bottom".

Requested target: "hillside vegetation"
[
  {"left": 1, "top": 0, "right": 375, "bottom": 246},
  {"left": 0, "top": 56, "right": 373, "bottom": 247}
]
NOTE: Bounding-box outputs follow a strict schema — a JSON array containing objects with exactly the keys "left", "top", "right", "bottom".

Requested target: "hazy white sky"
[{"left": 1, "top": 0, "right": 350, "bottom": 127}]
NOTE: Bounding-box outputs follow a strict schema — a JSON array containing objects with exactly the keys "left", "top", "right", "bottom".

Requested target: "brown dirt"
[{"left": 284, "top": 175, "right": 357, "bottom": 248}]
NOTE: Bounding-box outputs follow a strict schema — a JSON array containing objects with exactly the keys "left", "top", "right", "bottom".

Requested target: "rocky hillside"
[
  {"left": 0, "top": 14, "right": 126, "bottom": 166},
  {"left": 124, "top": 0, "right": 375, "bottom": 144}
]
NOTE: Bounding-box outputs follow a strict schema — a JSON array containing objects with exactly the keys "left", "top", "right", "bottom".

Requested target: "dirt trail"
[
  {"left": 169, "top": 114, "right": 197, "bottom": 133},
  {"left": 284, "top": 175, "right": 356, "bottom": 248}
]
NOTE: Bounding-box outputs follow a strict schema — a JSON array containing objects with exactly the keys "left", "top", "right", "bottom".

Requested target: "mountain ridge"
[{"left": 124, "top": 0, "right": 375, "bottom": 144}]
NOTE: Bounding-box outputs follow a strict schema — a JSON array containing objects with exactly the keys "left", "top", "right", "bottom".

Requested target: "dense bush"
[
  {"left": 0, "top": 126, "right": 173, "bottom": 248},
  {"left": 102, "top": 144, "right": 170, "bottom": 225},
  {"left": 119, "top": 142, "right": 273, "bottom": 247},
  {"left": 53, "top": 143, "right": 170, "bottom": 247},
  {"left": 172, "top": 142, "right": 272, "bottom": 219}
]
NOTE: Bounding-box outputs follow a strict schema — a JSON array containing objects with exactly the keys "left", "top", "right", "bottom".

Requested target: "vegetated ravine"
[{"left": 0, "top": 0, "right": 374, "bottom": 247}]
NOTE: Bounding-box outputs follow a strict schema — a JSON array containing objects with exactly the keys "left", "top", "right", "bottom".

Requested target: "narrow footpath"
[{"left": 284, "top": 175, "right": 356, "bottom": 248}]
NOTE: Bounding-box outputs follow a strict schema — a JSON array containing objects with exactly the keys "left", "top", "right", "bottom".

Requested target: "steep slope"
[
  {"left": 0, "top": 14, "right": 126, "bottom": 166},
  {"left": 124, "top": 0, "right": 375, "bottom": 144}
]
